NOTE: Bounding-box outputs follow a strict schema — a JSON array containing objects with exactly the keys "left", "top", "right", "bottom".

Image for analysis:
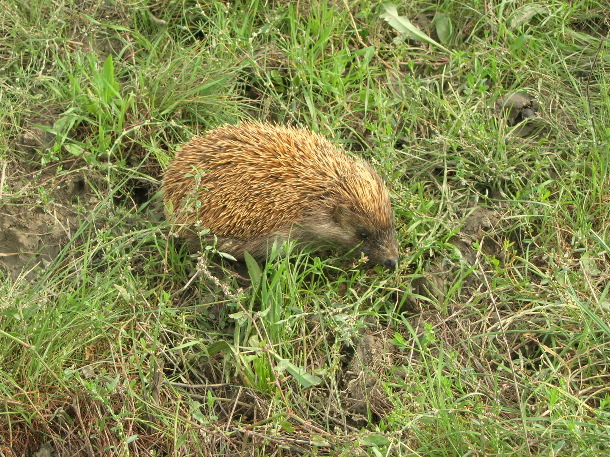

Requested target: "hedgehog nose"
[{"left": 384, "top": 257, "right": 398, "bottom": 270}]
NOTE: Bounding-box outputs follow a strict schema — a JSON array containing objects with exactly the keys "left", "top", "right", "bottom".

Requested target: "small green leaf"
[
  {"left": 217, "top": 250, "right": 237, "bottom": 261},
  {"left": 510, "top": 34, "right": 531, "bottom": 52},
  {"left": 228, "top": 311, "right": 248, "bottom": 325},
  {"left": 191, "top": 401, "right": 206, "bottom": 423},
  {"left": 207, "top": 390, "right": 216, "bottom": 409},
  {"left": 125, "top": 435, "right": 138, "bottom": 444},
  {"left": 509, "top": 5, "right": 547, "bottom": 30},
  {"left": 311, "top": 435, "right": 330, "bottom": 446},
  {"left": 64, "top": 143, "right": 85, "bottom": 157},
  {"left": 279, "top": 420, "right": 295, "bottom": 433},
  {"left": 360, "top": 433, "right": 390, "bottom": 447},
  {"left": 102, "top": 54, "right": 114, "bottom": 82},
  {"left": 390, "top": 332, "right": 407, "bottom": 347},
  {"left": 380, "top": 3, "right": 450, "bottom": 53},
  {"left": 433, "top": 12, "right": 453, "bottom": 45},
  {"left": 207, "top": 340, "right": 231, "bottom": 356},
  {"left": 244, "top": 251, "right": 262, "bottom": 289},
  {"left": 276, "top": 359, "right": 321, "bottom": 387}
]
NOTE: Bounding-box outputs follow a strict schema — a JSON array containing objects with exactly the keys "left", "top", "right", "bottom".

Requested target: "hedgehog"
[{"left": 162, "top": 122, "right": 399, "bottom": 269}]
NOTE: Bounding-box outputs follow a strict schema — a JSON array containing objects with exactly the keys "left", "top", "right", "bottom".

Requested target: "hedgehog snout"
[
  {"left": 370, "top": 232, "right": 399, "bottom": 270},
  {"left": 384, "top": 257, "right": 399, "bottom": 270},
  {"left": 371, "top": 247, "right": 399, "bottom": 270}
]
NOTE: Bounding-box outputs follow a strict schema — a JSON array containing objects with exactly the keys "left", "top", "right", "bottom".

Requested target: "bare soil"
[{"left": 1, "top": 115, "right": 104, "bottom": 280}]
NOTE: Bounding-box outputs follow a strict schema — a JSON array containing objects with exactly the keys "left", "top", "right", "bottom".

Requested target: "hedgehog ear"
[{"left": 332, "top": 205, "right": 352, "bottom": 226}]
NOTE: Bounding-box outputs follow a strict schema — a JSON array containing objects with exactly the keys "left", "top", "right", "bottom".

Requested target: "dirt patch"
[
  {"left": 3, "top": 112, "right": 96, "bottom": 279},
  {"left": 1, "top": 100, "right": 163, "bottom": 281},
  {"left": 0, "top": 204, "right": 67, "bottom": 280},
  {"left": 0, "top": 162, "right": 100, "bottom": 280},
  {"left": 495, "top": 91, "right": 544, "bottom": 137},
  {"left": 339, "top": 331, "right": 394, "bottom": 425}
]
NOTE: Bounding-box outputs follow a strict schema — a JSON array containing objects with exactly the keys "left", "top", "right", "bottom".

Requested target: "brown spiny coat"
[{"left": 162, "top": 122, "right": 398, "bottom": 268}]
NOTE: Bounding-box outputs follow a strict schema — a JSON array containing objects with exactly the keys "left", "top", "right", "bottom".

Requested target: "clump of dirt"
[
  {"left": 496, "top": 92, "right": 538, "bottom": 127},
  {"left": 339, "top": 331, "right": 394, "bottom": 425},
  {"left": 495, "top": 91, "right": 545, "bottom": 137}
]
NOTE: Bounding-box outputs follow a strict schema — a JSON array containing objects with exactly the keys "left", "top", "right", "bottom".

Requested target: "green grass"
[{"left": 1, "top": 0, "right": 610, "bottom": 455}]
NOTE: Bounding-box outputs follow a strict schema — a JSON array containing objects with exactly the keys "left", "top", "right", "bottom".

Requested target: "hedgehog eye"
[{"left": 358, "top": 230, "right": 370, "bottom": 240}]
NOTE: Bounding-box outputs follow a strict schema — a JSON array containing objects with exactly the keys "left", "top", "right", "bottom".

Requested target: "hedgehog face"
[
  {"left": 331, "top": 205, "right": 399, "bottom": 269},
  {"left": 296, "top": 204, "right": 398, "bottom": 269},
  {"left": 353, "top": 221, "right": 399, "bottom": 269}
]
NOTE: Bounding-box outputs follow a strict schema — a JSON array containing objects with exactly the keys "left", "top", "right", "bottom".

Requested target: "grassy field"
[{"left": 1, "top": 0, "right": 609, "bottom": 455}]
